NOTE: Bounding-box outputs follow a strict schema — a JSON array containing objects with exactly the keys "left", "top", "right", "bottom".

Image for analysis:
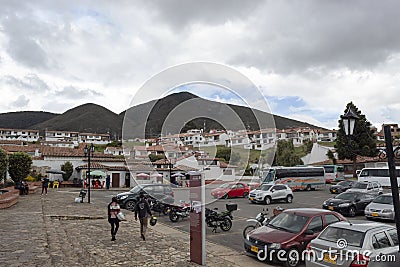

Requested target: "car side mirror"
[
  {"left": 271, "top": 189, "right": 274, "bottom": 193},
  {"left": 304, "top": 229, "right": 314, "bottom": 235}
]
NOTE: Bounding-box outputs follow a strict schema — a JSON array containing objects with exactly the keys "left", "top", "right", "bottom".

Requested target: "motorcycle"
[
  {"left": 242, "top": 208, "right": 269, "bottom": 238},
  {"left": 168, "top": 201, "right": 191, "bottom": 222},
  {"left": 205, "top": 203, "right": 237, "bottom": 232},
  {"left": 242, "top": 206, "right": 285, "bottom": 238},
  {"left": 149, "top": 198, "right": 170, "bottom": 216}
]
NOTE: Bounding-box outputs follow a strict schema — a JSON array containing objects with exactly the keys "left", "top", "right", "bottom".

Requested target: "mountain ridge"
[{"left": 0, "top": 92, "right": 325, "bottom": 139}]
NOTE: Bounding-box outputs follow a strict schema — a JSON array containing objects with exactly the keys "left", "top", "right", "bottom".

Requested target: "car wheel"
[
  {"left": 286, "top": 195, "right": 293, "bottom": 203},
  {"left": 348, "top": 206, "right": 356, "bottom": 217},
  {"left": 285, "top": 248, "right": 300, "bottom": 267},
  {"left": 264, "top": 196, "right": 271, "bottom": 205},
  {"left": 125, "top": 200, "right": 136, "bottom": 211},
  {"left": 305, "top": 184, "right": 312, "bottom": 191},
  {"left": 243, "top": 192, "right": 249, "bottom": 198}
]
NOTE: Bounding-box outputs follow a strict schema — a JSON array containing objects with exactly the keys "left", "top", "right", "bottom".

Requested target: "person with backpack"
[
  {"left": 107, "top": 197, "right": 120, "bottom": 241},
  {"left": 134, "top": 192, "right": 152, "bottom": 241}
]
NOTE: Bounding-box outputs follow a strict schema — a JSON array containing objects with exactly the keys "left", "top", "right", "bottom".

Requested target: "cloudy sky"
[{"left": 0, "top": 0, "right": 399, "bottom": 130}]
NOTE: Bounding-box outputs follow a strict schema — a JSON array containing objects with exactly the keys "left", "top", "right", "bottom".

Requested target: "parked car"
[
  {"left": 347, "top": 181, "right": 383, "bottom": 195},
  {"left": 305, "top": 221, "right": 399, "bottom": 267},
  {"left": 329, "top": 180, "right": 355, "bottom": 194},
  {"left": 249, "top": 183, "right": 293, "bottom": 204},
  {"left": 244, "top": 208, "right": 346, "bottom": 267},
  {"left": 210, "top": 182, "right": 250, "bottom": 199},
  {"left": 365, "top": 193, "right": 398, "bottom": 221},
  {"left": 116, "top": 184, "right": 174, "bottom": 211},
  {"left": 322, "top": 191, "right": 375, "bottom": 217}
]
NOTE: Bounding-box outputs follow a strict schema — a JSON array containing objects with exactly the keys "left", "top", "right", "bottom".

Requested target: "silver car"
[
  {"left": 305, "top": 221, "right": 399, "bottom": 267},
  {"left": 365, "top": 193, "right": 397, "bottom": 221},
  {"left": 347, "top": 181, "right": 383, "bottom": 195}
]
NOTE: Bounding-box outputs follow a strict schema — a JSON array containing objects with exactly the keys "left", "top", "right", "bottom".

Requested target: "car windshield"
[
  {"left": 268, "top": 212, "right": 308, "bottom": 233},
  {"left": 335, "top": 192, "right": 357, "bottom": 201},
  {"left": 353, "top": 183, "right": 368, "bottom": 189},
  {"left": 373, "top": 195, "right": 393, "bottom": 205},
  {"left": 259, "top": 184, "right": 273, "bottom": 191},
  {"left": 219, "top": 183, "right": 230, "bottom": 189},
  {"left": 337, "top": 181, "right": 350, "bottom": 186},
  {"left": 319, "top": 227, "right": 365, "bottom": 248},
  {"left": 129, "top": 186, "right": 142, "bottom": 193}
]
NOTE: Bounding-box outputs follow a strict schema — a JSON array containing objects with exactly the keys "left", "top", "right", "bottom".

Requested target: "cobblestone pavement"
[{"left": 0, "top": 188, "right": 268, "bottom": 267}]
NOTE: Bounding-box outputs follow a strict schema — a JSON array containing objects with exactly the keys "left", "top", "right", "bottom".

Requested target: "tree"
[
  {"left": 8, "top": 152, "right": 32, "bottom": 183},
  {"left": 335, "top": 102, "right": 377, "bottom": 177},
  {"left": 148, "top": 154, "right": 165, "bottom": 162},
  {"left": 215, "top": 146, "right": 241, "bottom": 164},
  {"left": 0, "top": 148, "right": 8, "bottom": 184},
  {"left": 326, "top": 150, "right": 337, "bottom": 165},
  {"left": 274, "top": 139, "right": 303, "bottom": 167},
  {"left": 61, "top": 161, "right": 74, "bottom": 181}
]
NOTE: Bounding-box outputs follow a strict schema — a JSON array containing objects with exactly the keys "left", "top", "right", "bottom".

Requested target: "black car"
[
  {"left": 329, "top": 180, "right": 355, "bottom": 194},
  {"left": 322, "top": 191, "right": 375, "bottom": 217},
  {"left": 117, "top": 184, "right": 174, "bottom": 211}
]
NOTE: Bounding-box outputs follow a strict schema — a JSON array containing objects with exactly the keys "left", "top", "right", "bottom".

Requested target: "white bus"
[
  {"left": 260, "top": 166, "right": 325, "bottom": 191},
  {"left": 358, "top": 167, "right": 400, "bottom": 187}
]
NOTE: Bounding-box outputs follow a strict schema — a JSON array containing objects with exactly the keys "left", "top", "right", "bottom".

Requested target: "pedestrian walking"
[
  {"left": 107, "top": 197, "right": 120, "bottom": 241},
  {"left": 134, "top": 192, "right": 152, "bottom": 241},
  {"left": 41, "top": 176, "right": 49, "bottom": 195}
]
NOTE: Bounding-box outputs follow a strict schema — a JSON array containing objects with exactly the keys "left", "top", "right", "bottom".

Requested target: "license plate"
[
  {"left": 323, "top": 253, "right": 337, "bottom": 264},
  {"left": 328, "top": 206, "right": 334, "bottom": 210},
  {"left": 249, "top": 197, "right": 254, "bottom": 201},
  {"left": 250, "top": 245, "right": 259, "bottom": 253},
  {"left": 372, "top": 212, "right": 379, "bottom": 217}
]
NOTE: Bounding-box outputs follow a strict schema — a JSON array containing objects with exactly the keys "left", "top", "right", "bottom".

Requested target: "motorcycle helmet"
[{"left": 149, "top": 216, "right": 157, "bottom": 226}]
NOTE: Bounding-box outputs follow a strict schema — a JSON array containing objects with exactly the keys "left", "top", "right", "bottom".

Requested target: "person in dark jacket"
[
  {"left": 134, "top": 192, "right": 152, "bottom": 241},
  {"left": 41, "top": 176, "right": 49, "bottom": 195},
  {"left": 108, "top": 197, "right": 120, "bottom": 241}
]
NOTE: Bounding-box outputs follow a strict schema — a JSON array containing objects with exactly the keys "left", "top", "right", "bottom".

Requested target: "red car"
[
  {"left": 244, "top": 208, "right": 347, "bottom": 267},
  {"left": 211, "top": 182, "right": 250, "bottom": 199}
]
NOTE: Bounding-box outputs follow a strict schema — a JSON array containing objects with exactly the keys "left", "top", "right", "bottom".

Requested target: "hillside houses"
[{"left": 0, "top": 128, "right": 39, "bottom": 142}]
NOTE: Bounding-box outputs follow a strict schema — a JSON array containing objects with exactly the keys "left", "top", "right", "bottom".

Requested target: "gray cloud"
[
  {"left": 143, "top": 0, "right": 264, "bottom": 30},
  {"left": 56, "top": 86, "right": 103, "bottom": 99},
  {"left": 2, "top": 74, "right": 49, "bottom": 91},
  {"left": 11, "top": 95, "right": 30, "bottom": 108},
  {"left": 228, "top": 1, "right": 400, "bottom": 73}
]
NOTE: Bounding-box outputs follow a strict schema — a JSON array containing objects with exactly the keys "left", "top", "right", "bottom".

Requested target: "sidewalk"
[{"left": 0, "top": 188, "right": 270, "bottom": 267}]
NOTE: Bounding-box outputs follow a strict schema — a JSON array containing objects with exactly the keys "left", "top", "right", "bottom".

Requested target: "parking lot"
[
  {"left": 96, "top": 183, "right": 396, "bottom": 266},
  {"left": 158, "top": 184, "right": 395, "bottom": 266}
]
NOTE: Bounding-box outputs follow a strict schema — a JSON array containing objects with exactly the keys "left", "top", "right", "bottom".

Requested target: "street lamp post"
[
  {"left": 383, "top": 126, "right": 400, "bottom": 252},
  {"left": 341, "top": 108, "right": 360, "bottom": 178},
  {"left": 84, "top": 143, "right": 95, "bottom": 203}
]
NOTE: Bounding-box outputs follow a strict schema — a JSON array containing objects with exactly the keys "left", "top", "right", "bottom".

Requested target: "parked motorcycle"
[
  {"left": 242, "top": 206, "right": 284, "bottom": 238},
  {"left": 168, "top": 201, "right": 191, "bottom": 222},
  {"left": 242, "top": 208, "right": 269, "bottom": 238},
  {"left": 149, "top": 198, "right": 170, "bottom": 216},
  {"left": 205, "top": 203, "right": 237, "bottom": 232}
]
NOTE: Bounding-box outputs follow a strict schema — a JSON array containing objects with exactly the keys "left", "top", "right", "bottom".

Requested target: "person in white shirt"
[{"left": 107, "top": 197, "right": 120, "bottom": 241}]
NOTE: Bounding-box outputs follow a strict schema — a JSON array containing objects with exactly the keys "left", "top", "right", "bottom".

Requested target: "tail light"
[
  {"left": 171, "top": 191, "right": 174, "bottom": 197},
  {"left": 336, "top": 173, "right": 338, "bottom": 178},
  {"left": 350, "top": 254, "right": 370, "bottom": 267}
]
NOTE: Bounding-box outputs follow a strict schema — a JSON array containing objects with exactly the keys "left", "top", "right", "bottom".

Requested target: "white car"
[
  {"left": 248, "top": 183, "right": 293, "bottom": 205},
  {"left": 347, "top": 181, "right": 383, "bottom": 195}
]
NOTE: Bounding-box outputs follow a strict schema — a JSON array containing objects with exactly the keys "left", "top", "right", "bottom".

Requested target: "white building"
[{"left": 0, "top": 128, "right": 40, "bottom": 142}]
